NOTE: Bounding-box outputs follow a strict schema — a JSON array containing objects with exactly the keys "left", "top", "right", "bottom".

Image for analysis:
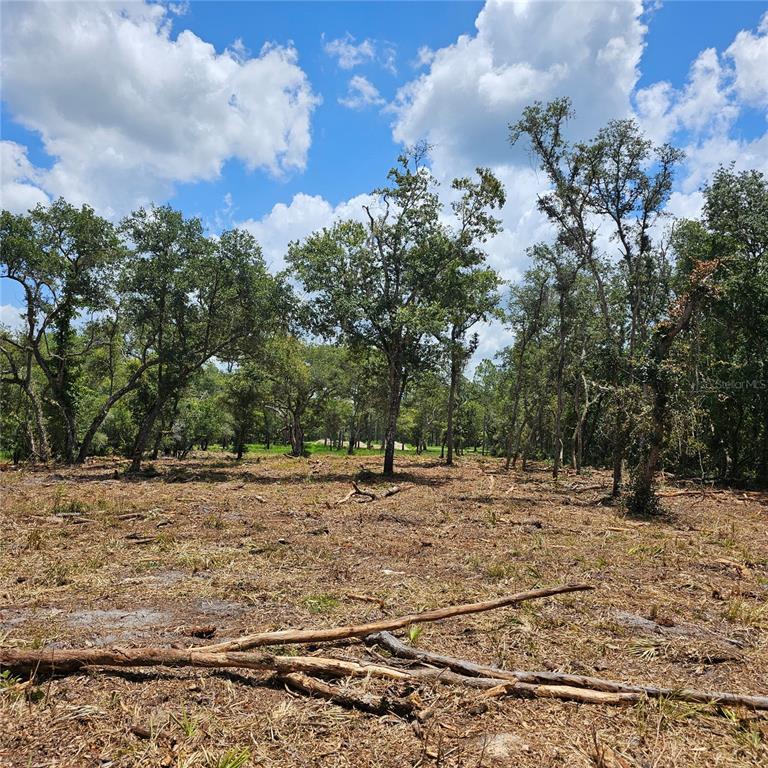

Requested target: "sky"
[{"left": 2, "top": 0, "right": 768, "bottom": 362}]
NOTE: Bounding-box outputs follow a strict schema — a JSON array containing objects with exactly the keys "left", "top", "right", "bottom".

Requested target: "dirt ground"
[{"left": 0, "top": 452, "right": 766, "bottom": 767}]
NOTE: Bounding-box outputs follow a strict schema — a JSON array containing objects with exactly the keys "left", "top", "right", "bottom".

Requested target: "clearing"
[{"left": 0, "top": 452, "right": 766, "bottom": 767}]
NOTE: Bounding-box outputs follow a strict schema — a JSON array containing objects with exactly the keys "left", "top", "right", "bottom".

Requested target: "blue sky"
[{"left": 2, "top": 1, "right": 767, "bottom": 357}]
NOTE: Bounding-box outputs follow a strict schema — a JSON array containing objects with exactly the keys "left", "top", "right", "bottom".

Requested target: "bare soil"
[{"left": 1, "top": 452, "right": 766, "bottom": 767}]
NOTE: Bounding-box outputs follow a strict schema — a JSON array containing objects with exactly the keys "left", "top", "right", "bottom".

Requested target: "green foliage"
[{"left": 1, "top": 122, "right": 766, "bottom": 491}]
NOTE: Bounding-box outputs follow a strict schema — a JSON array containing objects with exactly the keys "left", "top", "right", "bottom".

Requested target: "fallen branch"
[
  {"left": 202, "top": 583, "right": 593, "bottom": 653},
  {"left": 346, "top": 592, "right": 386, "bottom": 610},
  {"left": 367, "top": 631, "right": 768, "bottom": 710},
  {"left": 336, "top": 481, "right": 412, "bottom": 505},
  {"left": 0, "top": 644, "right": 641, "bottom": 708},
  {"left": 4, "top": 624, "right": 766, "bottom": 711},
  {"left": 0, "top": 647, "right": 411, "bottom": 681},
  {"left": 657, "top": 488, "right": 720, "bottom": 498},
  {"left": 276, "top": 672, "right": 417, "bottom": 718}
]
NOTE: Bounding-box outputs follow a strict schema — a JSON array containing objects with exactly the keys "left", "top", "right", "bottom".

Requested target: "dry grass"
[{"left": 1, "top": 452, "right": 766, "bottom": 767}]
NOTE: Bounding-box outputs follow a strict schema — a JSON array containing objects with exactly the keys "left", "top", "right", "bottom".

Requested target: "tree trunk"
[
  {"left": 290, "top": 412, "right": 304, "bottom": 457},
  {"left": 552, "top": 293, "right": 567, "bottom": 480},
  {"left": 129, "top": 400, "right": 163, "bottom": 472},
  {"left": 383, "top": 361, "right": 404, "bottom": 476},
  {"left": 571, "top": 374, "right": 590, "bottom": 475},
  {"left": 26, "top": 386, "right": 50, "bottom": 462},
  {"left": 611, "top": 441, "right": 623, "bottom": 498},
  {"left": 76, "top": 374, "right": 147, "bottom": 463},
  {"left": 347, "top": 411, "right": 357, "bottom": 455},
  {"left": 446, "top": 340, "right": 460, "bottom": 466}
]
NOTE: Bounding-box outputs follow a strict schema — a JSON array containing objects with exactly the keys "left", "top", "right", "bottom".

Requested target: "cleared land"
[{"left": 1, "top": 452, "right": 766, "bottom": 767}]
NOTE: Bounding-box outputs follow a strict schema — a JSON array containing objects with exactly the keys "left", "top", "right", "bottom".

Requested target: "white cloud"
[
  {"left": 0, "top": 304, "right": 26, "bottom": 333},
  {"left": 634, "top": 12, "right": 768, "bottom": 215},
  {"left": 324, "top": 34, "right": 376, "bottom": 69},
  {"left": 414, "top": 46, "right": 435, "bottom": 69},
  {"left": 339, "top": 75, "right": 386, "bottom": 110},
  {"left": 635, "top": 48, "right": 738, "bottom": 144},
  {"left": 380, "top": 44, "right": 398, "bottom": 76},
  {"left": 389, "top": 0, "right": 768, "bottom": 361},
  {"left": 393, "top": 0, "right": 646, "bottom": 174},
  {"left": 0, "top": 141, "right": 50, "bottom": 214},
  {"left": 726, "top": 11, "right": 768, "bottom": 109},
  {"left": 1, "top": 1, "right": 319, "bottom": 215},
  {"left": 323, "top": 33, "right": 397, "bottom": 74},
  {"left": 239, "top": 192, "right": 375, "bottom": 272}
]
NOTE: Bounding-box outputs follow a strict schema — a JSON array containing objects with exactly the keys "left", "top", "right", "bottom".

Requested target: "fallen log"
[
  {"left": 202, "top": 583, "right": 593, "bottom": 653},
  {"left": 367, "top": 631, "right": 768, "bottom": 710}
]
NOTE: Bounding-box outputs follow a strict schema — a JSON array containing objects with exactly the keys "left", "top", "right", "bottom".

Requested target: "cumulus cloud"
[
  {"left": 1, "top": 1, "right": 319, "bottom": 215},
  {"left": 339, "top": 75, "right": 386, "bottom": 110},
  {"left": 0, "top": 141, "right": 50, "bottom": 214},
  {"left": 726, "top": 11, "right": 768, "bottom": 109},
  {"left": 635, "top": 48, "right": 738, "bottom": 144},
  {"left": 634, "top": 12, "right": 768, "bottom": 216},
  {"left": 239, "top": 192, "right": 375, "bottom": 272},
  {"left": 393, "top": 0, "right": 646, "bottom": 175}
]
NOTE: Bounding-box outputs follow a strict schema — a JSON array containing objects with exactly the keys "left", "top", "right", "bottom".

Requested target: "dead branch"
[
  {"left": 378, "top": 484, "right": 412, "bottom": 499},
  {"left": 346, "top": 593, "right": 386, "bottom": 610},
  {"left": 0, "top": 644, "right": 645, "bottom": 709},
  {"left": 656, "top": 488, "right": 724, "bottom": 498},
  {"left": 336, "top": 481, "right": 412, "bottom": 505},
  {"left": 276, "top": 672, "right": 417, "bottom": 718},
  {"left": 0, "top": 647, "right": 411, "bottom": 681},
  {"left": 367, "top": 631, "right": 768, "bottom": 710},
  {"left": 202, "top": 583, "right": 593, "bottom": 653},
  {"left": 4, "top": 624, "right": 766, "bottom": 711}
]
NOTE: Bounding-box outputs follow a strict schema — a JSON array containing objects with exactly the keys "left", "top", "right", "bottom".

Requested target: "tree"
[
  {"left": 627, "top": 254, "right": 720, "bottom": 515},
  {"left": 261, "top": 338, "right": 341, "bottom": 457},
  {"left": 511, "top": 99, "right": 683, "bottom": 496},
  {"left": 436, "top": 169, "right": 505, "bottom": 465},
  {"left": 120, "top": 208, "right": 287, "bottom": 471},
  {"left": 290, "top": 150, "right": 504, "bottom": 475},
  {"left": 529, "top": 243, "right": 583, "bottom": 479},
  {"left": 224, "top": 362, "right": 267, "bottom": 460},
  {"left": 288, "top": 148, "right": 446, "bottom": 475},
  {"left": 0, "top": 200, "right": 127, "bottom": 462},
  {"left": 501, "top": 264, "right": 551, "bottom": 469},
  {"left": 663, "top": 168, "right": 768, "bottom": 485}
]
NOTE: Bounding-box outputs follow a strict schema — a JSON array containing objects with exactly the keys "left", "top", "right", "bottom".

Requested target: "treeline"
[{"left": 2, "top": 99, "right": 766, "bottom": 512}]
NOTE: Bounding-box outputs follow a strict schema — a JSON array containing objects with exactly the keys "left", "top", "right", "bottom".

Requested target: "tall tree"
[
  {"left": 511, "top": 99, "right": 682, "bottom": 496},
  {"left": 437, "top": 169, "right": 505, "bottom": 466},
  {"left": 121, "top": 208, "right": 287, "bottom": 471},
  {"left": 288, "top": 148, "right": 446, "bottom": 475},
  {"left": 0, "top": 200, "right": 125, "bottom": 462}
]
